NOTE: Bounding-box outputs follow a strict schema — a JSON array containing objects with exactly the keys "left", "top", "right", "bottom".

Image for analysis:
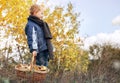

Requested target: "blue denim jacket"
[{"left": 25, "top": 20, "right": 47, "bottom": 53}]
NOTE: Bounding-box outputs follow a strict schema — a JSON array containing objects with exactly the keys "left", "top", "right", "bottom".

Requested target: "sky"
[
  {"left": 37, "top": 0, "right": 120, "bottom": 49},
  {"left": 78, "top": 0, "right": 120, "bottom": 36},
  {"left": 38, "top": 0, "right": 120, "bottom": 36}
]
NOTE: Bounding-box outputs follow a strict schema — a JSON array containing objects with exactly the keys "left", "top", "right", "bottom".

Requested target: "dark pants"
[{"left": 36, "top": 49, "right": 49, "bottom": 66}]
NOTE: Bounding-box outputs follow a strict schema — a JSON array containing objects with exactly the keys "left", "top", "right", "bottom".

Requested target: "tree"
[
  {"left": 0, "top": 1, "right": 89, "bottom": 82},
  {"left": 88, "top": 43, "right": 120, "bottom": 83},
  {"left": 0, "top": 0, "right": 35, "bottom": 65},
  {"left": 43, "top": 2, "right": 89, "bottom": 82}
]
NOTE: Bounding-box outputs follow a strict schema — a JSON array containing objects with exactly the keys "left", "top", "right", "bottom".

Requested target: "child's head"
[{"left": 30, "top": 4, "right": 43, "bottom": 19}]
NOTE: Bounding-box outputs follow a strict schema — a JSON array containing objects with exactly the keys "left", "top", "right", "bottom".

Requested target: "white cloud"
[
  {"left": 112, "top": 15, "right": 120, "bottom": 25},
  {"left": 83, "top": 29, "right": 120, "bottom": 50}
]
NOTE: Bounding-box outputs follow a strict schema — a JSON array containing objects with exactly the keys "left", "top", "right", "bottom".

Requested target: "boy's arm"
[{"left": 25, "top": 25, "right": 38, "bottom": 54}]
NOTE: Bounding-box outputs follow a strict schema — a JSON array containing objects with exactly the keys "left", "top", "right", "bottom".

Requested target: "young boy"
[{"left": 25, "top": 4, "right": 53, "bottom": 66}]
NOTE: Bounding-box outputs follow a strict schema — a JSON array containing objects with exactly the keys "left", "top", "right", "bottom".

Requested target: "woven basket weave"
[{"left": 15, "top": 64, "right": 49, "bottom": 81}]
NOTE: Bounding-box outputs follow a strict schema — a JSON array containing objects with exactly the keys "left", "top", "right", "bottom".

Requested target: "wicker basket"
[{"left": 15, "top": 64, "right": 49, "bottom": 81}]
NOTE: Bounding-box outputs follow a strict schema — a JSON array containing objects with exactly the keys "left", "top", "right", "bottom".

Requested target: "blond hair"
[{"left": 30, "top": 4, "right": 41, "bottom": 15}]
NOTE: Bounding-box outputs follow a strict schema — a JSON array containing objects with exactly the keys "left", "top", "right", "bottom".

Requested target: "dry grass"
[{"left": 0, "top": 44, "right": 120, "bottom": 83}]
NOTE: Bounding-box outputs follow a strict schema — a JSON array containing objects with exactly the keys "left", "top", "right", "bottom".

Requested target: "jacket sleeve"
[{"left": 25, "top": 24, "right": 38, "bottom": 53}]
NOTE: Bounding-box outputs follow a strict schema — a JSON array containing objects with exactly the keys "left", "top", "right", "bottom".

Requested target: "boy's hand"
[{"left": 32, "top": 51, "right": 37, "bottom": 56}]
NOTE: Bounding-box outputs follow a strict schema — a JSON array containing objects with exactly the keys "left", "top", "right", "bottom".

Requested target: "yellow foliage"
[
  {"left": 0, "top": 1, "right": 89, "bottom": 75},
  {"left": 43, "top": 3, "right": 89, "bottom": 73},
  {"left": 0, "top": 0, "right": 34, "bottom": 46}
]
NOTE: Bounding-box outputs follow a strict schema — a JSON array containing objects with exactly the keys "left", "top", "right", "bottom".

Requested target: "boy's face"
[{"left": 34, "top": 10, "right": 43, "bottom": 19}]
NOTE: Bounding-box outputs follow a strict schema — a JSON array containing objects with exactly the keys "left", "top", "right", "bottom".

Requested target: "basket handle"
[{"left": 30, "top": 55, "right": 36, "bottom": 70}]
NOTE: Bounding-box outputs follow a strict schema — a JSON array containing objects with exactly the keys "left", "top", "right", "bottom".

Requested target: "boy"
[{"left": 25, "top": 4, "right": 53, "bottom": 66}]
